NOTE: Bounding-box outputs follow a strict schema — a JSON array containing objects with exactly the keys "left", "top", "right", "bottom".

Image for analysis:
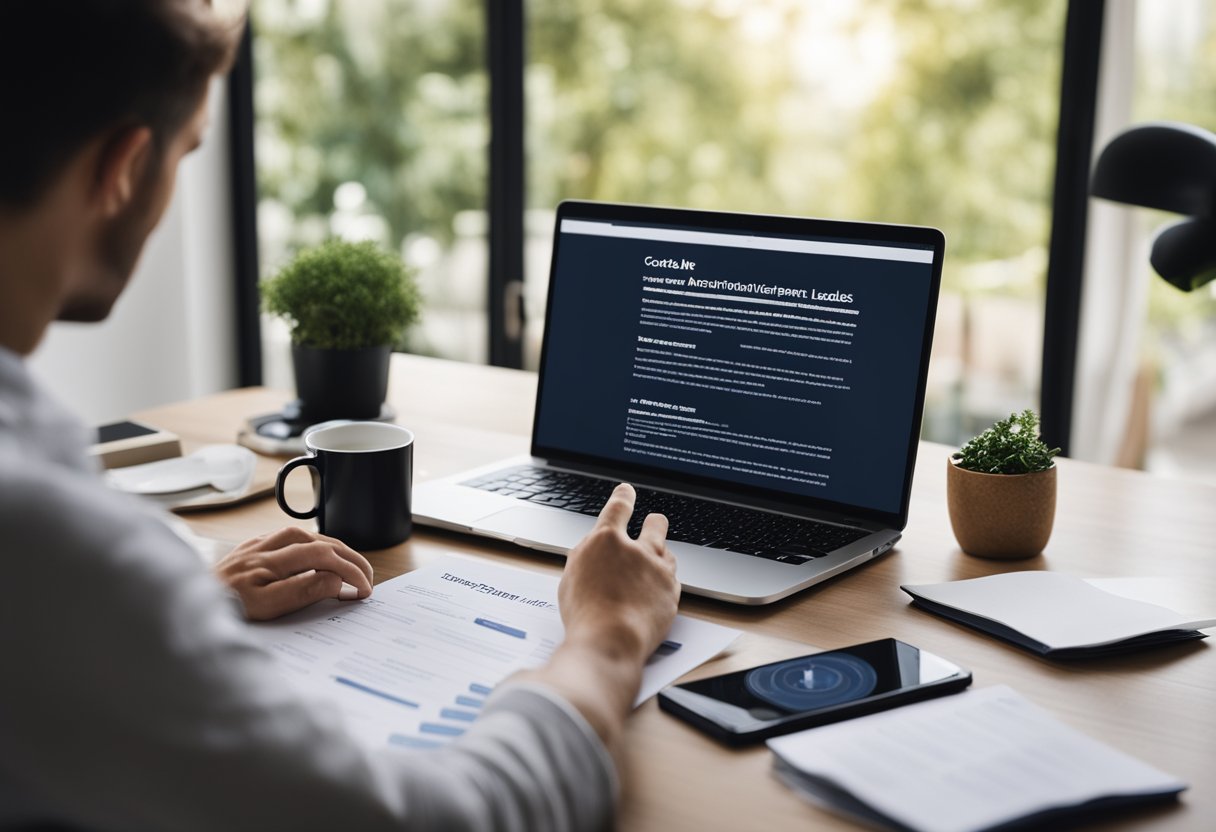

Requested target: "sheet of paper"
[
  {"left": 903, "top": 571, "right": 1216, "bottom": 650},
  {"left": 768, "top": 685, "right": 1186, "bottom": 832},
  {"left": 166, "top": 518, "right": 234, "bottom": 566},
  {"left": 1085, "top": 576, "right": 1215, "bottom": 623},
  {"left": 253, "top": 554, "right": 740, "bottom": 751}
]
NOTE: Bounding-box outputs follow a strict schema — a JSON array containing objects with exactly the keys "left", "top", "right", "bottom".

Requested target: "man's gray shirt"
[{"left": 0, "top": 347, "right": 615, "bottom": 831}]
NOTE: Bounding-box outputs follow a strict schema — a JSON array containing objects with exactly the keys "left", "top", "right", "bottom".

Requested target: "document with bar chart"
[{"left": 253, "top": 554, "right": 740, "bottom": 751}]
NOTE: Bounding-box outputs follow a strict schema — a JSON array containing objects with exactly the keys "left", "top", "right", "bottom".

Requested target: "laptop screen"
[{"left": 532, "top": 202, "right": 943, "bottom": 524}]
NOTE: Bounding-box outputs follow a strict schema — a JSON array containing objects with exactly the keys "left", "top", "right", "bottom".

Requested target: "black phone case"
[{"left": 658, "top": 663, "right": 972, "bottom": 747}]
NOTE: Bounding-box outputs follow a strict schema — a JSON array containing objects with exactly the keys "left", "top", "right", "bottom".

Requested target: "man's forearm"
[{"left": 512, "top": 633, "right": 646, "bottom": 751}]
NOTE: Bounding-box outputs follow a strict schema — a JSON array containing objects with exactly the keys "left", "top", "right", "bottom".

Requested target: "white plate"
[{"left": 107, "top": 445, "right": 258, "bottom": 509}]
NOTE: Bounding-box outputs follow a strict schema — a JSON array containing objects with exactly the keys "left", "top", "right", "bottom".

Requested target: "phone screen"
[
  {"left": 96, "top": 420, "right": 158, "bottom": 444},
  {"left": 663, "top": 639, "right": 967, "bottom": 739}
]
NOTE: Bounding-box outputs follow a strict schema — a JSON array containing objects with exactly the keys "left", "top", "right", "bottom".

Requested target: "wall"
[{"left": 27, "top": 78, "right": 239, "bottom": 427}]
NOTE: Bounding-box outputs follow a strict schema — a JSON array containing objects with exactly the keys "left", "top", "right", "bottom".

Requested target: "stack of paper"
[
  {"left": 768, "top": 685, "right": 1186, "bottom": 832},
  {"left": 901, "top": 571, "right": 1216, "bottom": 658}
]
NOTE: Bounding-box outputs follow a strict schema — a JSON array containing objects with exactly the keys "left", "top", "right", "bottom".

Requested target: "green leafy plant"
[
  {"left": 953, "top": 410, "right": 1060, "bottom": 474},
  {"left": 262, "top": 240, "right": 421, "bottom": 350}
]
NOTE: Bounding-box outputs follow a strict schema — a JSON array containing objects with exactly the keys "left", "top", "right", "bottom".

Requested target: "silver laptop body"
[{"left": 414, "top": 201, "right": 944, "bottom": 605}]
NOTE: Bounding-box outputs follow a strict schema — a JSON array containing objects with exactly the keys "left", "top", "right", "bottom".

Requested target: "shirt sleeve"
[
  {"left": 0, "top": 466, "right": 616, "bottom": 832},
  {"left": 386, "top": 683, "right": 618, "bottom": 831}
]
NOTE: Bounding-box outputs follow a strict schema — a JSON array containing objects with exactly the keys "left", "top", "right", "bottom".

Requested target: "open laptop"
[{"left": 414, "top": 201, "right": 944, "bottom": 605}]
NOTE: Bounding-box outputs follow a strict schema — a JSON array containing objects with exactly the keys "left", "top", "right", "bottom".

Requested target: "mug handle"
[{"left": 275, "top": 455, "right": 321, "bottom": 519}]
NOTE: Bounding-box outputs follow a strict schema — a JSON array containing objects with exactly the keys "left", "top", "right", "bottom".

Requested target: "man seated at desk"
[{"left": 0, "top": 2, "right": 680, "bottom": 829}]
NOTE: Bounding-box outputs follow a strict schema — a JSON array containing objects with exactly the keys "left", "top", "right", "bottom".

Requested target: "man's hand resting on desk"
[
  {"left": 214, "top": 526, "right": 374, "bottom": 620},
  {"left": 514, "top": 483, "right": 681, "bottom": 754}
]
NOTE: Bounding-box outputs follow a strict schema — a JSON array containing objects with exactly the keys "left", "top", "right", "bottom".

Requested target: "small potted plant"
[
  {"left": 262, "top": 239, "right": 420, "bottom": 423},
  {"left": 947, "top": 410, "right": 1061, "bottom": 559}
]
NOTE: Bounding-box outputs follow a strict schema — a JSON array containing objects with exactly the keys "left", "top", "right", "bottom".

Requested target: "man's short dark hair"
[{"left": 0, "top": 1, "right": 243, "bottom": 207}]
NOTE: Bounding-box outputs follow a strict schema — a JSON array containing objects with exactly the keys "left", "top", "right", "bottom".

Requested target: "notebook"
[
  {"left": 413, "top": 200, "right": 945, "bottom": 605},
  {"left": 901, "top": 571, "right": 1216, "bottom": 658}
]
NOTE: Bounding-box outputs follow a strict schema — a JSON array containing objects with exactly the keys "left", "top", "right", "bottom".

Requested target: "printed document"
[
  {"left": 769, "top": 685, "right": 1186, "bottom": 832},
  {"left": 254, "top": 555, "right": 739, "bottom": 751}
]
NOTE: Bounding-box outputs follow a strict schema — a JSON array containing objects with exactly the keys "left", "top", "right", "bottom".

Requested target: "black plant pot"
[{"left": 292, "top": 344, "right": 391, "bottom": 423}]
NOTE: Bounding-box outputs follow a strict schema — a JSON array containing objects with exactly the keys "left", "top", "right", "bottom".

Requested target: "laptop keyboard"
[{"left": 461, "top": 465, "right": 871, "bottom": 565}]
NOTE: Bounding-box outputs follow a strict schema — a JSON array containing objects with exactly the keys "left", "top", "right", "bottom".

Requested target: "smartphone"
[
  {"left": 90, "top": 420, "right": 180, "bottom": 470},
  {"left": 96, "top": 420, "right": 160, "bottom": 444},
  {"left": 658, "top": 638, "right": 971, "bottom": 746}
]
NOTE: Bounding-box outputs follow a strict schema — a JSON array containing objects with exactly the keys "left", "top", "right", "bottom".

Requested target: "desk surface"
[{"left": 136, "top": 353, "right": 1216, "bottom": 831}]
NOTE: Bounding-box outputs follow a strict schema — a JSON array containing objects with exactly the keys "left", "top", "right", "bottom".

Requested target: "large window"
[
  {"left": 526, "top": 0, "right": 1067, "bottom": 446},
  {"left": 245, "top": 0, "right": 1097, "bottom": 451},
  {"left": 1130, "top": 0, "right": 1216, "bottom": 480},
  {"left": 252, "top": 0, "right": 487, "bottom": 387}
]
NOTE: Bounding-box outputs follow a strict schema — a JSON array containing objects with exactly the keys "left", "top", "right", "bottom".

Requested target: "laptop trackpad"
[{"left": 475, "top": 505, "right": 596, "bottom": 552}]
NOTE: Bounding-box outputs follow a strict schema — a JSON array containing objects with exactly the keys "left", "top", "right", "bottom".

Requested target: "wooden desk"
[{"left": 136, "top": 353, "right": 1216, "bottom": 831}]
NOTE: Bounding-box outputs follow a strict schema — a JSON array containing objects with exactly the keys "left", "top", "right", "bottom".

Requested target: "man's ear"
[{"left": 93, "top": 125, "right": 154, "bottom": 217}]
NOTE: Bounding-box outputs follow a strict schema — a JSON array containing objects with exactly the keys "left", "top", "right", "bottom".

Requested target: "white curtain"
[{"left": 1071, "top": 0, "right": 1150, "bottom": 465}]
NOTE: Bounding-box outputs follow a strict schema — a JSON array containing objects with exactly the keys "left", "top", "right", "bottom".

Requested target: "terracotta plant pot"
[{"left": 946, "top": 458, "right": 1056, "bottom": 559}]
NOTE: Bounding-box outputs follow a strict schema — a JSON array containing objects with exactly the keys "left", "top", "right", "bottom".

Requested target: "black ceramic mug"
[{"left": 275, "top": 421, "right": 414, "bottom": 550}]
